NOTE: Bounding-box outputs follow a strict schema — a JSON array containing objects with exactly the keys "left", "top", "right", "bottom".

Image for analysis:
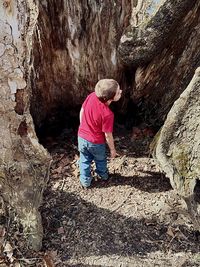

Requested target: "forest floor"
[{"left": 3, "top": 125, "right": 200, "bottom": 267}]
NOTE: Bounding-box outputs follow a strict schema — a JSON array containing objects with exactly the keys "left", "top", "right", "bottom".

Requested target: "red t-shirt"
[{"left": 78, "top": 92, "right": 114, "bottom": 144}]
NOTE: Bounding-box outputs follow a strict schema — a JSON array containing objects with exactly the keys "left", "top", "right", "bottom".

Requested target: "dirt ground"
[{"left": 3, "top": 126, "right": 200, "bottom": 266}]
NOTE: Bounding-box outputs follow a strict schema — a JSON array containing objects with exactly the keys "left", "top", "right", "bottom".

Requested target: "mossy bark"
[{"left": 153, "top": 67, "right": 200, "bottom": 229}]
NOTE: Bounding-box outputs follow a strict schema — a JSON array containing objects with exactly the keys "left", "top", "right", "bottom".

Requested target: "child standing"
[{"left": 78, "top": 79, "right": 122, "bottom": 188}]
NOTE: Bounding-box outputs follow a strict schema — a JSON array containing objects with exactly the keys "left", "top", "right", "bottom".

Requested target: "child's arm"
[
  {"left": 79, "top": 107, "right": 84, "bottom": 123},
  {"left": 105, "top": 132, "right": 117, "bottom": 158}
]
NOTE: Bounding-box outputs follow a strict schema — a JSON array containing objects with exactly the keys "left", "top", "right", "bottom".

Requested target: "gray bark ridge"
[
  {"left": 118, "top": 0, "right": 197, "bottom": 66},
  {"left": 154, "top": 67, "right": 200, "bottom": 197}
]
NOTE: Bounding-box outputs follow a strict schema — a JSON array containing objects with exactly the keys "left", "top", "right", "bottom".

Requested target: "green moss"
[
  {"left": 149, "top": 127, "right": 162, "bottom": 156},
  {"left": 173, "top": 146, "right": 199, "bottom": 179}
]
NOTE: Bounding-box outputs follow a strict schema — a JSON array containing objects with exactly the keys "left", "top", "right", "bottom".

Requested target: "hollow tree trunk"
[
  {"left": 153, "top": 67, "right": 200, "bottom": 230},
  {"left": 0, "top": 1, "right": 51, "bottom": 250},
  {"left": 30, "top": 0, "right": 133, "bottom": 127},
  {"left": 29, "top": 0, "right": 200, "bottom": 130},
  {"left": 1, "top": 0, "right": 200, "bottom": 250}
]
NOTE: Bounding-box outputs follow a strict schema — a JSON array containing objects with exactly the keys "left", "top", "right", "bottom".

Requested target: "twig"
[
  {"left": 167, "top": 233, "right": 177, "bottom": 254},
  {"left": 112, "top": 191, "right": 132, "bottom": 212}
]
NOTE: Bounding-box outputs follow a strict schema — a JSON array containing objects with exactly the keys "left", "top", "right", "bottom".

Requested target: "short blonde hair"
[{"left": 95, "top": 79, "right": 119, "bottom": 103}]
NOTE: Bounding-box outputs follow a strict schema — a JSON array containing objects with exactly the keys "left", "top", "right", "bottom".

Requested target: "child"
[{"left": 78, "top": 79, "right": 122, "bottom": 188}]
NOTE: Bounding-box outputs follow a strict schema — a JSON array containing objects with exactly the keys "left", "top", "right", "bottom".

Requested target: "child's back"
[{"left": 78, "top": 79, "right": 122, "bottom": 188}]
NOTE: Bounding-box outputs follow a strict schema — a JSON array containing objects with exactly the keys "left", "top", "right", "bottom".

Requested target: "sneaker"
[{"left": 95, "top": 173, "right": 109, "bottom": 181}]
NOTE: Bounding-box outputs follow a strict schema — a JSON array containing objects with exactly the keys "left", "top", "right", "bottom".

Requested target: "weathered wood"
[
  {"left": 31, "top": 0, "right": 133, "bottom": 127},
  {"left": 0, "top": 0, "right": 200, "bottom": 250},
  {"left": 119, "top": 0, "right": 197, "bottom": 66},
  {"left": 30, "top": 0, "right": 200, "bottom": 130},
  {"left": 120, "top": 0, "right": 200, "bottom": 124},
  {"left": 153, "top": 67, "right": 200, "bottom": 229},
  {"left": 0, "top": 0, "right": 51, "bottom": 250}
]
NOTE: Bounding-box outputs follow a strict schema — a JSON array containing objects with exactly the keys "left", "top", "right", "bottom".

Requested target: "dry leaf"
[
  {"left": 43, "top": 253, "right": 55, "bottom": 267},
  {"left": 60, "top": 158, "right": 70, "bottom": 165},
  {"left": 4, "top": 242, "right": 13, "bottom": 253},
  {"left": 167, "top": 226, "right": 175, "bottom": 238},
  {"left": 53, "top": 166, "right": 63, "bottom": 174},
  {"left": 48, "top": 250, "right": 58, "bottom": 258},
  {"left": 13, "top": 262, "right": 21, "bottom": 267},
  {"left": 73, "top": 169, "right": 79, "bottom": 178}
]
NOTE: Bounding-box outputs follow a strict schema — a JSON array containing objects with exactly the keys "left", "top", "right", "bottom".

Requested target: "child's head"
[{"left": 95, "top": 79, "right": 122, "bottom": 103}]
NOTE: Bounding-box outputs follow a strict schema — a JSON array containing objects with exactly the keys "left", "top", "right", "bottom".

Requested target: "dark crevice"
[
  {"left": 194, "top": 180, "right": 200, "bottom": 204},
  {"left": 35, "top": 105, "right": 81, "bottom": 144},
  {"left": 18, "top": 120, "right": 28, "bottom": 137},
  {"left": 33, "top": 95, "right": 162, "bottom": 148},
  {"left": 15, "top": 89, "right": 25, "bottom": 115}
]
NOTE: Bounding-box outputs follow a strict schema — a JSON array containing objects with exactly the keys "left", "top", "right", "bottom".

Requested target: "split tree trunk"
[
  {"left": 30, "top": 0, "right": 133, "bottom": 127},
  {"left": 30, "top": 0, "right": 200, "bottom": 128}
]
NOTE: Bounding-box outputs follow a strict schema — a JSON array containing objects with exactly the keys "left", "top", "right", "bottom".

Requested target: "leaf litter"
[{"left": 1, "top": 125, "right": 200, "bottom": 266}]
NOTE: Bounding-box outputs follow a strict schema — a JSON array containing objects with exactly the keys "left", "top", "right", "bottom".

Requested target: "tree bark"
[
  {"left": 29, "top": 0, "right": 200, "bottom": 129},
  {"left": 0, "top": 1, "right": 51, "bottom": 250},
  {"left": 119, "top": 0, "right": 200, "bottom": 124},
  {"left": 0, "top": 0, "right": 200, "bottom": 249},
  {"left": 30, "top": 0, "right": 133, "bottom": 127},
  {"left": 119, "top": 0, "right": 197, "bottom": 66},
  {"left": 153, "top": 67, "right": 200, "bottom": 230}
]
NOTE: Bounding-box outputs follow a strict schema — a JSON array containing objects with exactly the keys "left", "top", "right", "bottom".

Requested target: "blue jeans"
[{"left": 78, "top": 137, "right": 108, "bottom": 187}]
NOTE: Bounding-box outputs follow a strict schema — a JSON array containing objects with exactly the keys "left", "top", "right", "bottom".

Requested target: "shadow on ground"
[
  {"left": 40, "top": 129, "right": 200, "bottom": 265},
  {"left": 90, "top": 171, "right": 172, "bottom": 193},
  {"left": 41, "top": 188, "right": 199, "bottom": 262},
  {"left": 194, "top": 180, "right": 200, "bottom": 204}
]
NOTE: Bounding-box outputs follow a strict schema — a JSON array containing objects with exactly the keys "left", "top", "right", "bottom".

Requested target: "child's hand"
[{"left": 110, "top": 148, "right": 117, "bottom": 158}]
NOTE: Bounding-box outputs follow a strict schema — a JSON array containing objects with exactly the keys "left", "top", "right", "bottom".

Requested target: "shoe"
[
  {"left": 80, "top": 182, "right": 90, "bottom": 189},
  {"left": 79, "top": 176, "right": 92, "bottom": 189},
  {"left": 95, "top": 173, "right": 109, "bottom": 181}
]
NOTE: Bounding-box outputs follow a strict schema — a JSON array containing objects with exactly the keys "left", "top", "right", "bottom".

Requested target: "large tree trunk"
[
  {"left": 0, "top": 1, "right": 51, "bottom": 250},
  {"left": 119, "top": 0, "right": 200, "bottom": 124},
  {"left": 0, "top": 0, "right": 200, "bottom": 250},
  {"left": 153, "top": 67, "right": 200, "bottom": 230},
  {"left": 29, "top": 0, "right": 200, "bottom": 129},
  {"left": 30, "top": 0, "right": 133, "bottom": 128}
]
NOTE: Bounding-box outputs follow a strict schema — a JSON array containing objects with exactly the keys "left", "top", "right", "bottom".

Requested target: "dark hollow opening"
[
  {"left": 31, "top": 66, "right": 162, "bottom": 147},
  {"left": 32, "top": 93, "right": 161, "bottom": 149}
]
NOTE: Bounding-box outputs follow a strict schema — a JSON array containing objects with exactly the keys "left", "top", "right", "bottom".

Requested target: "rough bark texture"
[
  {"left": 0, "top": 0, "right": 51, "bottom": 250},
  {"left": 119, "top": 0, "right": 197, "bottom": 66},
  {"left": 119, "top": 0, "right": 200, "bottom": 124},
  {"left": 29, "top": 0, "right": 200, "bottom": 130},
  {"left": 1, "top": 0, "right": 200, "bottom": 250},
  {"left": 153, "top": 67, "right": 200, "bottom": 229},
  {"left": 30, "top": 0, "right": 133, "bottom": 127}
]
